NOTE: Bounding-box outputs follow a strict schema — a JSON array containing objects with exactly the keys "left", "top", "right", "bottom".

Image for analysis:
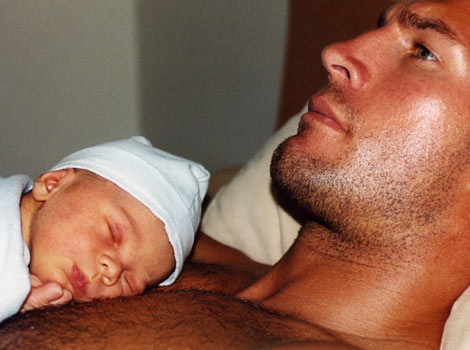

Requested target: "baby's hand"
[{"left": 21, "top": 274, "right": 73, "bottom": 312}]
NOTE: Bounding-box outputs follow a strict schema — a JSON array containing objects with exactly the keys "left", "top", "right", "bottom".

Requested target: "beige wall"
[
  {"left": 0, "top": 1, "right": 140, "bottom": 177},
  {"left": 137, "top": 0, "right": 286, "bottom": 171},
  {"left": 0, "top": 1, "right": 286, "bottom": 177}
]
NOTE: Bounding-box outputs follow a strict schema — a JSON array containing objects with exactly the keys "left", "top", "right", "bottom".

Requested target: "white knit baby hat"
[{"left": 48, "top": 136, "right": 210, "bottom": 286}]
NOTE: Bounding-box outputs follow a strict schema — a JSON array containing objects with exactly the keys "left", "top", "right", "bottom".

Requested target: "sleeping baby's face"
[{"left": 27, "top": 169, "right": 175, "bottom": 301}]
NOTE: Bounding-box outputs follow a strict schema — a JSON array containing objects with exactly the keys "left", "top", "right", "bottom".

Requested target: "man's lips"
[
  {"left": 70, "top": 264, "right": 89, "bottom": 296},
  {"left": 304, "top": 97, "right": 346, "bottom": 132}
]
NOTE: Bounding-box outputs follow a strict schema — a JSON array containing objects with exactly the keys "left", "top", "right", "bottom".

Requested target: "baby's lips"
[{"left": 69, "top": 264, "right": 90, "bottom": 297}]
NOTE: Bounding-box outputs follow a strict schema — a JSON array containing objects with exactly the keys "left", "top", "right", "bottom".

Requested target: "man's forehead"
[
  {"left": 389, "top": 0, "right": 469, "bottom": 12},
  {"left": 386, "top": 0, "right": 443, "bottom": 15},
  {"left": 381, "top": 0, "right": 470, "bottom": 41}
]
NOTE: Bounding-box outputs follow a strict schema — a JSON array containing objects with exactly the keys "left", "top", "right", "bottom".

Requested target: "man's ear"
[{"left": 32, "top": 168, "right": 76, "bottom": 202}]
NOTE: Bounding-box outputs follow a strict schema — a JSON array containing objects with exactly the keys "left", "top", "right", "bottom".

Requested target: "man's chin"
[
  {"left": 270, "top": 135, "right": 338, "bottom": 221},
  {"left": 270, "top": 138, "right": 291, "bottom": 192},
  {"left": 270, "top": 137, "right": 312, "bottom": 210}
]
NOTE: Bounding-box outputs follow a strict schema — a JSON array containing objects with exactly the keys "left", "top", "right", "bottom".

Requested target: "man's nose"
[
  {"left": 321, "top": 37, "right": 372, "bottom": 90},
  {"left": 97, "top": 253, "right": 122, "bottom": 286}
]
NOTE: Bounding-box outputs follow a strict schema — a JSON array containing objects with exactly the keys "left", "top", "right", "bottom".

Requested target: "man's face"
[
  {"left": 29, "top": 170, "right": 175, "bottom": 301},
  {"left": 272, "top": 0, "right": 470, "bottom": 244}
]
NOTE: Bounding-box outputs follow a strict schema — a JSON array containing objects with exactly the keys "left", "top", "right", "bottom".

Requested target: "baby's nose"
[{"left": 97, "top": 253, "right": 122, "bottom": 286}]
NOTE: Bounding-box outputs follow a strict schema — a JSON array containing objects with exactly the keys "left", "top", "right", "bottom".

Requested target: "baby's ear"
[{"left": 32, "top": 168, "right": 76, "bottom": 201}]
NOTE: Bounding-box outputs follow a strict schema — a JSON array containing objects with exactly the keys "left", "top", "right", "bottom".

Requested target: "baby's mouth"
[{"left": 70, "top": 264, "right": 89, "bottom": 297}]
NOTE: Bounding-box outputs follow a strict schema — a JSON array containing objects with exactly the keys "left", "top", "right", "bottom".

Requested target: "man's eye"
[{"left": 414, "top": 43, "right": 437, "bottom": 62}]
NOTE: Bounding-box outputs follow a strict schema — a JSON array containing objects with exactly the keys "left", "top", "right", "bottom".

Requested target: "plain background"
[{"left": 0, "top": 0, "right": 392, "bottom": 178}]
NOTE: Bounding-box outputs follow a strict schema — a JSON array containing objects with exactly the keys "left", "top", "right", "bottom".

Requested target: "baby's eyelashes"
[{"left": 107, "top": 222, "right": 123, "bottom": 247}]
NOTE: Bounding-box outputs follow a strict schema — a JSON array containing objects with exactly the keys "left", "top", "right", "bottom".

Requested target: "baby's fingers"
[
  {"left": 21, "top": 282, "right": 71, "bottom": 312},
  {"left": 48, "top": 288, "right": 73, "bottom": 306}
]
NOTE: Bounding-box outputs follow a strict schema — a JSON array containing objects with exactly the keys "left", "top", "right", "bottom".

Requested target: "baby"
[{"left": 0, "top": 136, "right": 209, "bottom": 322}]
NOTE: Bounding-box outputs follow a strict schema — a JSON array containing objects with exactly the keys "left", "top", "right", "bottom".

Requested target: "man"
[{"left": 1, "top": 0, "right": 469, "bottom": 349}]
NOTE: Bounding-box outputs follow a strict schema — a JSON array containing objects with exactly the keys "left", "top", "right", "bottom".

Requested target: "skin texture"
[
  {"left": 251, "top": 1, "right": 470, "bottom": 348},
  {"left": 20, "top": 169, "right": 175, "bottom": 307},
  {"left": 271, "top": 2, "right": 470, "bottom": 248},
  {"left": 4, "top": 1, "right": 470, "bottom": 349}
]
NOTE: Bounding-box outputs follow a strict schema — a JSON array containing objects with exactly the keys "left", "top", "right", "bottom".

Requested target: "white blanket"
[{"left": 0, "top": 175, "right": 32, "bottom": 322}]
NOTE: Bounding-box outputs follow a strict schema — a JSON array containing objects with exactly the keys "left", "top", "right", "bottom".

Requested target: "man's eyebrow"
[{"left": 397, "top": 7, "right": 462, "bottom": 44}]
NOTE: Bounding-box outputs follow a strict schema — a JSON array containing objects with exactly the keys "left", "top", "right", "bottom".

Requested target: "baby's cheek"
[
  {"left": 66, "top": 239, "right": 85, "bottom": 256},
  {"left": 63, "top": 233, "right": 99, "bottom": 256}
]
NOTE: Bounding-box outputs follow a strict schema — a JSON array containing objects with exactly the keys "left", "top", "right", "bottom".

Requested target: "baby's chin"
[
  {"left": 71, "top": 286, "right": 128, "bottom": 302},
  {"left": 71, "top": 292, "right": 93, "bottom": 303},
  {"left": 73, "top": 294, "right": 132, "bottom": 304}
]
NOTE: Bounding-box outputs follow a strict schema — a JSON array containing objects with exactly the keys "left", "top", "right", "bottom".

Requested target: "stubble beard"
[{"left": 271, "top": 95, "right": 466, "bottom": 251}]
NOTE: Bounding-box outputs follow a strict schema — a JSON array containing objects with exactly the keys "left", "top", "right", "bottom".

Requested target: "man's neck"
[{"left": 238, "top": 222, "right": 470, "bottom": 350}]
